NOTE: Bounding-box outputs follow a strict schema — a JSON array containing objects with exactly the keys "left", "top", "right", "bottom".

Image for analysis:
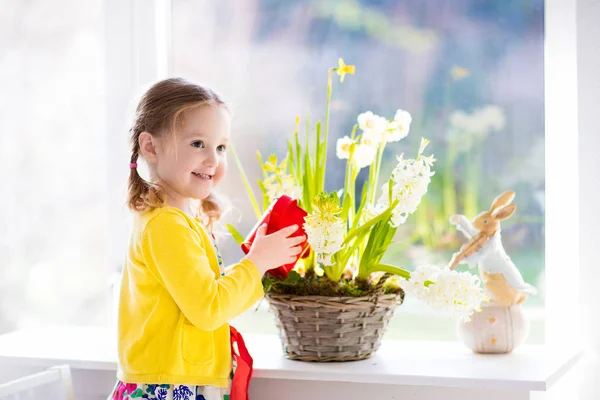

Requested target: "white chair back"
[{"left": 0, "top": 364, "right": 74, "bottom": 400}]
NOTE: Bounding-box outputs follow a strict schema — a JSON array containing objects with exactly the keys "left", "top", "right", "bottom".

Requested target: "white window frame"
[
  {"left": 104, "top": 0, "right": 582, "bottom": 348},
  {"left": 104, "top": 0, "right": 171, "bottom": 275}
]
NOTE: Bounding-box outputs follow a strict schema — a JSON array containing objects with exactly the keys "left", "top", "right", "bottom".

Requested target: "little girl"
[{"left": 108, "top": 78, "right": 305, "bottom": 400}]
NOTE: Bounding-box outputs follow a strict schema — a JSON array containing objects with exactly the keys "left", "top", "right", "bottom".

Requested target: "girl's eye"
[
  {"left": 191, "top": 141, "right": 205, "bottom": 148},
  {"left": 217, "top": 145, "right": 227, "bottom": 152}
]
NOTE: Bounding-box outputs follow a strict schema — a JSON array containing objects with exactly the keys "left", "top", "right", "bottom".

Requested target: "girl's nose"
[{"left": 203, "top": 151, "right": 218, "bottom": 167}]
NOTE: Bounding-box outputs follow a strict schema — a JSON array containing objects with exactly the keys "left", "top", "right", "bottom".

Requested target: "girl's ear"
[{"left": 139, "top": 132, "right": 158, "bottom": 163}]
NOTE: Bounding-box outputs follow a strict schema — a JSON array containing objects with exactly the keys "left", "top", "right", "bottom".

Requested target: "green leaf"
[
  {"left": 257, "top": 179, "right": 267, "bottom": 194},
  {"left": 352, "top": 180, "right": 370, "bottom": 230},
  {"left": 287, "top": 141, "right": 296, "bottom": 179},
  {"left": 358, "top": 224, "right": 378, "bottom": 275},
  {"left": 256, "top": 151, "right": 268, "bottom": 181},
  {"left": 304, "top": 147, "right": 315, "bottom": 210},
  {"left": 284, "top": 270, "right": 301, "bottom": 284},
  {"left": 318, "top": 121, "right": 327, "bottom": 195},
  {"left": 369, "top": 263, "right": 411, "bottom": 280},
  {"left": 339, "top": 232, "right": 370, "bottom": 274},
  {"left": 225, "top": 224, "right": 245, "bottom": 245},
  {"left": 344, "top": 202, "right": 396, "bottom": 245},
  {"left": 342, "top": 192, "right": 353, "bottom": 222},
  {"left": 315, "top": 121, "right": 322, "bottom": 192},
  {"left": 262, "top": 279, "right": 273, "bottom": 294},
  {"left": 257, "top": 180, "right": 270, "bottom": 212},
  {"left": 357, "top": 217, "right": 393, "bottom": 278},
  {"left": 294, "top": 131, "right": 302, "bottom": 182},
  {"left": 369, "top": 222, "right": 396, "bottom": 268}
]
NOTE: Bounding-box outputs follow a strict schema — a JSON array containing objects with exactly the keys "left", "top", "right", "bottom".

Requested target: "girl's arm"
[{"left": 142, "top": 211, "right": 264, "bottom": 331}]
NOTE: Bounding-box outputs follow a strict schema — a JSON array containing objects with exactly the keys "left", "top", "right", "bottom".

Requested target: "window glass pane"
[
  {"left": 171, "top": 0, "right": 545, "bottom": 342},
  {"left": 0, "top": 0, "right": 107, "bottom": 333}
]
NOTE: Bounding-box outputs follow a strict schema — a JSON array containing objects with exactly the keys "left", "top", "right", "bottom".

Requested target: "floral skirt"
[
  {"left": 109, "top": 359, "right": 235, "bottom": 400},
  {"left": 108, "top": 382, "right": 230, "bottom": 400}
]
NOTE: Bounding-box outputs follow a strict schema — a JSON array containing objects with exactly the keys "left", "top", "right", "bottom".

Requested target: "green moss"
[{"left": 262, "top": 270, "right": 405, "bottom": 303}]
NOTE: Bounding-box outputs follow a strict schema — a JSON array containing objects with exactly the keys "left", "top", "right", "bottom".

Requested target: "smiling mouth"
[{"left": 192, "top": 172, "right": 213, "bottom": 180}]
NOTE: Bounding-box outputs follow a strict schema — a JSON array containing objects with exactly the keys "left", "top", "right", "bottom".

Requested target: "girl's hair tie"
[{"left": 129, "top": 163, "right": 138, "bottom": 169}]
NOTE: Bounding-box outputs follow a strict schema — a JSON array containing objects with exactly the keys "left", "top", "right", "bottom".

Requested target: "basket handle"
[{"left": 369, "top": 272, "right": 392, "bottom": 303}]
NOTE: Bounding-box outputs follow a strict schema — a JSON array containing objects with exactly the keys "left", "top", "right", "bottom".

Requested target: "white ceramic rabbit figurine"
[{"left": 448, "top": 190, "right": 537, "bottom": 306}]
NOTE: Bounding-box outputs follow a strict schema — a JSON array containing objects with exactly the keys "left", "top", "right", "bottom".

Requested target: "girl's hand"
[{"left": 245, "top": 224, "right": 306, "bottom": 276}]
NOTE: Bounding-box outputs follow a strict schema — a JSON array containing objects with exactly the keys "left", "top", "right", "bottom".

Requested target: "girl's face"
[{"left": 150, "top": 105, "right": 230, "bottom": 211}]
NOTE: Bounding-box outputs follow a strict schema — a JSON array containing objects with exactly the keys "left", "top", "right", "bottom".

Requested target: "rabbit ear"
[
  {"left": 491, "top": 203, "right": 516, "bottom": 220},
  {"left": 490, "top": 190, "right": 516, "bottom": 211}
]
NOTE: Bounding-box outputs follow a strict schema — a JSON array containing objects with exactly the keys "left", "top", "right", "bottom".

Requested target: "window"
[
  {"left": 170, "top": 0, "right": 546, "bottom": 342},
  {"left": 3, "top": 1, "right": 563, "bottom": 345},
  {"left": 0, "top": 0, "right": 107, "bottom": 333}
]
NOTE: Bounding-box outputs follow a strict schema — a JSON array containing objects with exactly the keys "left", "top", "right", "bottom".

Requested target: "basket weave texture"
[{"left": 266, "top": 291, "right": 403, "bottom": 362}]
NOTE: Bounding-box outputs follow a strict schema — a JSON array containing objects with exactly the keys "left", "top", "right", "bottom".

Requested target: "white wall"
[{"left": 577, "top": 0, "right": 600, "bottom": 398}]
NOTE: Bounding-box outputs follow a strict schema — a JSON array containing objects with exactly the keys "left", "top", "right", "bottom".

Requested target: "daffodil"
[
  {"left": 336, "top": 136, "right": 354, "bottom": 160},
  {"left": 353, "top": 143, "right": 377, "bottom": 169},
  {"left": 264, "top": 173, "right": 302, "bottom": 203},
  {"left": 384, "top": 109, "right": 412, "bottom": 143},
  {"left": 335, "top": 58, "right": 355, "bottom": 82},
  {"left": 357, "top": 111, "right": 387, "bottom": 139}
]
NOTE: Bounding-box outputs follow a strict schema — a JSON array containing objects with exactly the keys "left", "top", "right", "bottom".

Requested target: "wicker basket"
[{"left": 266, "top": 288, "right": 403, "bottom": 362}]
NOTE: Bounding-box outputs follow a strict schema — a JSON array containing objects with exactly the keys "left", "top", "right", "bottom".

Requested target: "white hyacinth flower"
[
  {"left": 336, "top": 135, "right": 354, "bottom": 160},
  {"left": 377, "top": 138, "right": 435, "bottom": 227},
  {"left": 303, "top": 217, "right": 345, "bottom": 266},
  {"left": 303, "top": 193, "right": 346, "bottom": 266},
  {"left": 384, "top": 109, "right": 412, "bottom": 143},
  {"left": 399, "top": 265, "right": 485, "bottom": 321},
  {"left": 359, "top": 203, "right": 386, "bottom": 224}
]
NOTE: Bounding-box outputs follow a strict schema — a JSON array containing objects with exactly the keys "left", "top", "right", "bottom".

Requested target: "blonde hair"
[{"left": 127, "top": 77, "right": 228, "bottom": 230}]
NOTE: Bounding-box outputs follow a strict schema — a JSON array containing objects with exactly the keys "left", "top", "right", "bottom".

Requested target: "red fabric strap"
[{"left": 229, "top": 326, "right": 253, "bottom": 400}]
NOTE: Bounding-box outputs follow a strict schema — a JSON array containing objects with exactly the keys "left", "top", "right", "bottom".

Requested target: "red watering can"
[{"left": 241, "top": 194, "right": 310, "bottom": 279}]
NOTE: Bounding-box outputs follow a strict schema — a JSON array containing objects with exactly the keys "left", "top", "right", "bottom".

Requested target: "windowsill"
[{"left": 0, "top": 326, "right": 580, "bottom": 392}]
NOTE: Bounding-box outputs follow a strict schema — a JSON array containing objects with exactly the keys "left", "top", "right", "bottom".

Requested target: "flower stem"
[
  {"left": 463, "top": 140, "right": 481, "bottom": 218},
  {"left": 322, "top": 69, "right": 333, "bottom": 193},
  {"left": 443, "top": 142, "right": 458, "bottom": 220},
  {"left": 344, "top": 125, "right": 359, "bottom": 227},
  {"left": 368, "top": 140, "right": 386, "bottom": 206},
  {"left": 230, "top": 143, "right": 261, "bottom": 219}
]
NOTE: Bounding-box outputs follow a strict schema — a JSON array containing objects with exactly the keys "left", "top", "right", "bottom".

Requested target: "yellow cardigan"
[{"left": 116, "top": 206, "right": 264, "bottom": 387}]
